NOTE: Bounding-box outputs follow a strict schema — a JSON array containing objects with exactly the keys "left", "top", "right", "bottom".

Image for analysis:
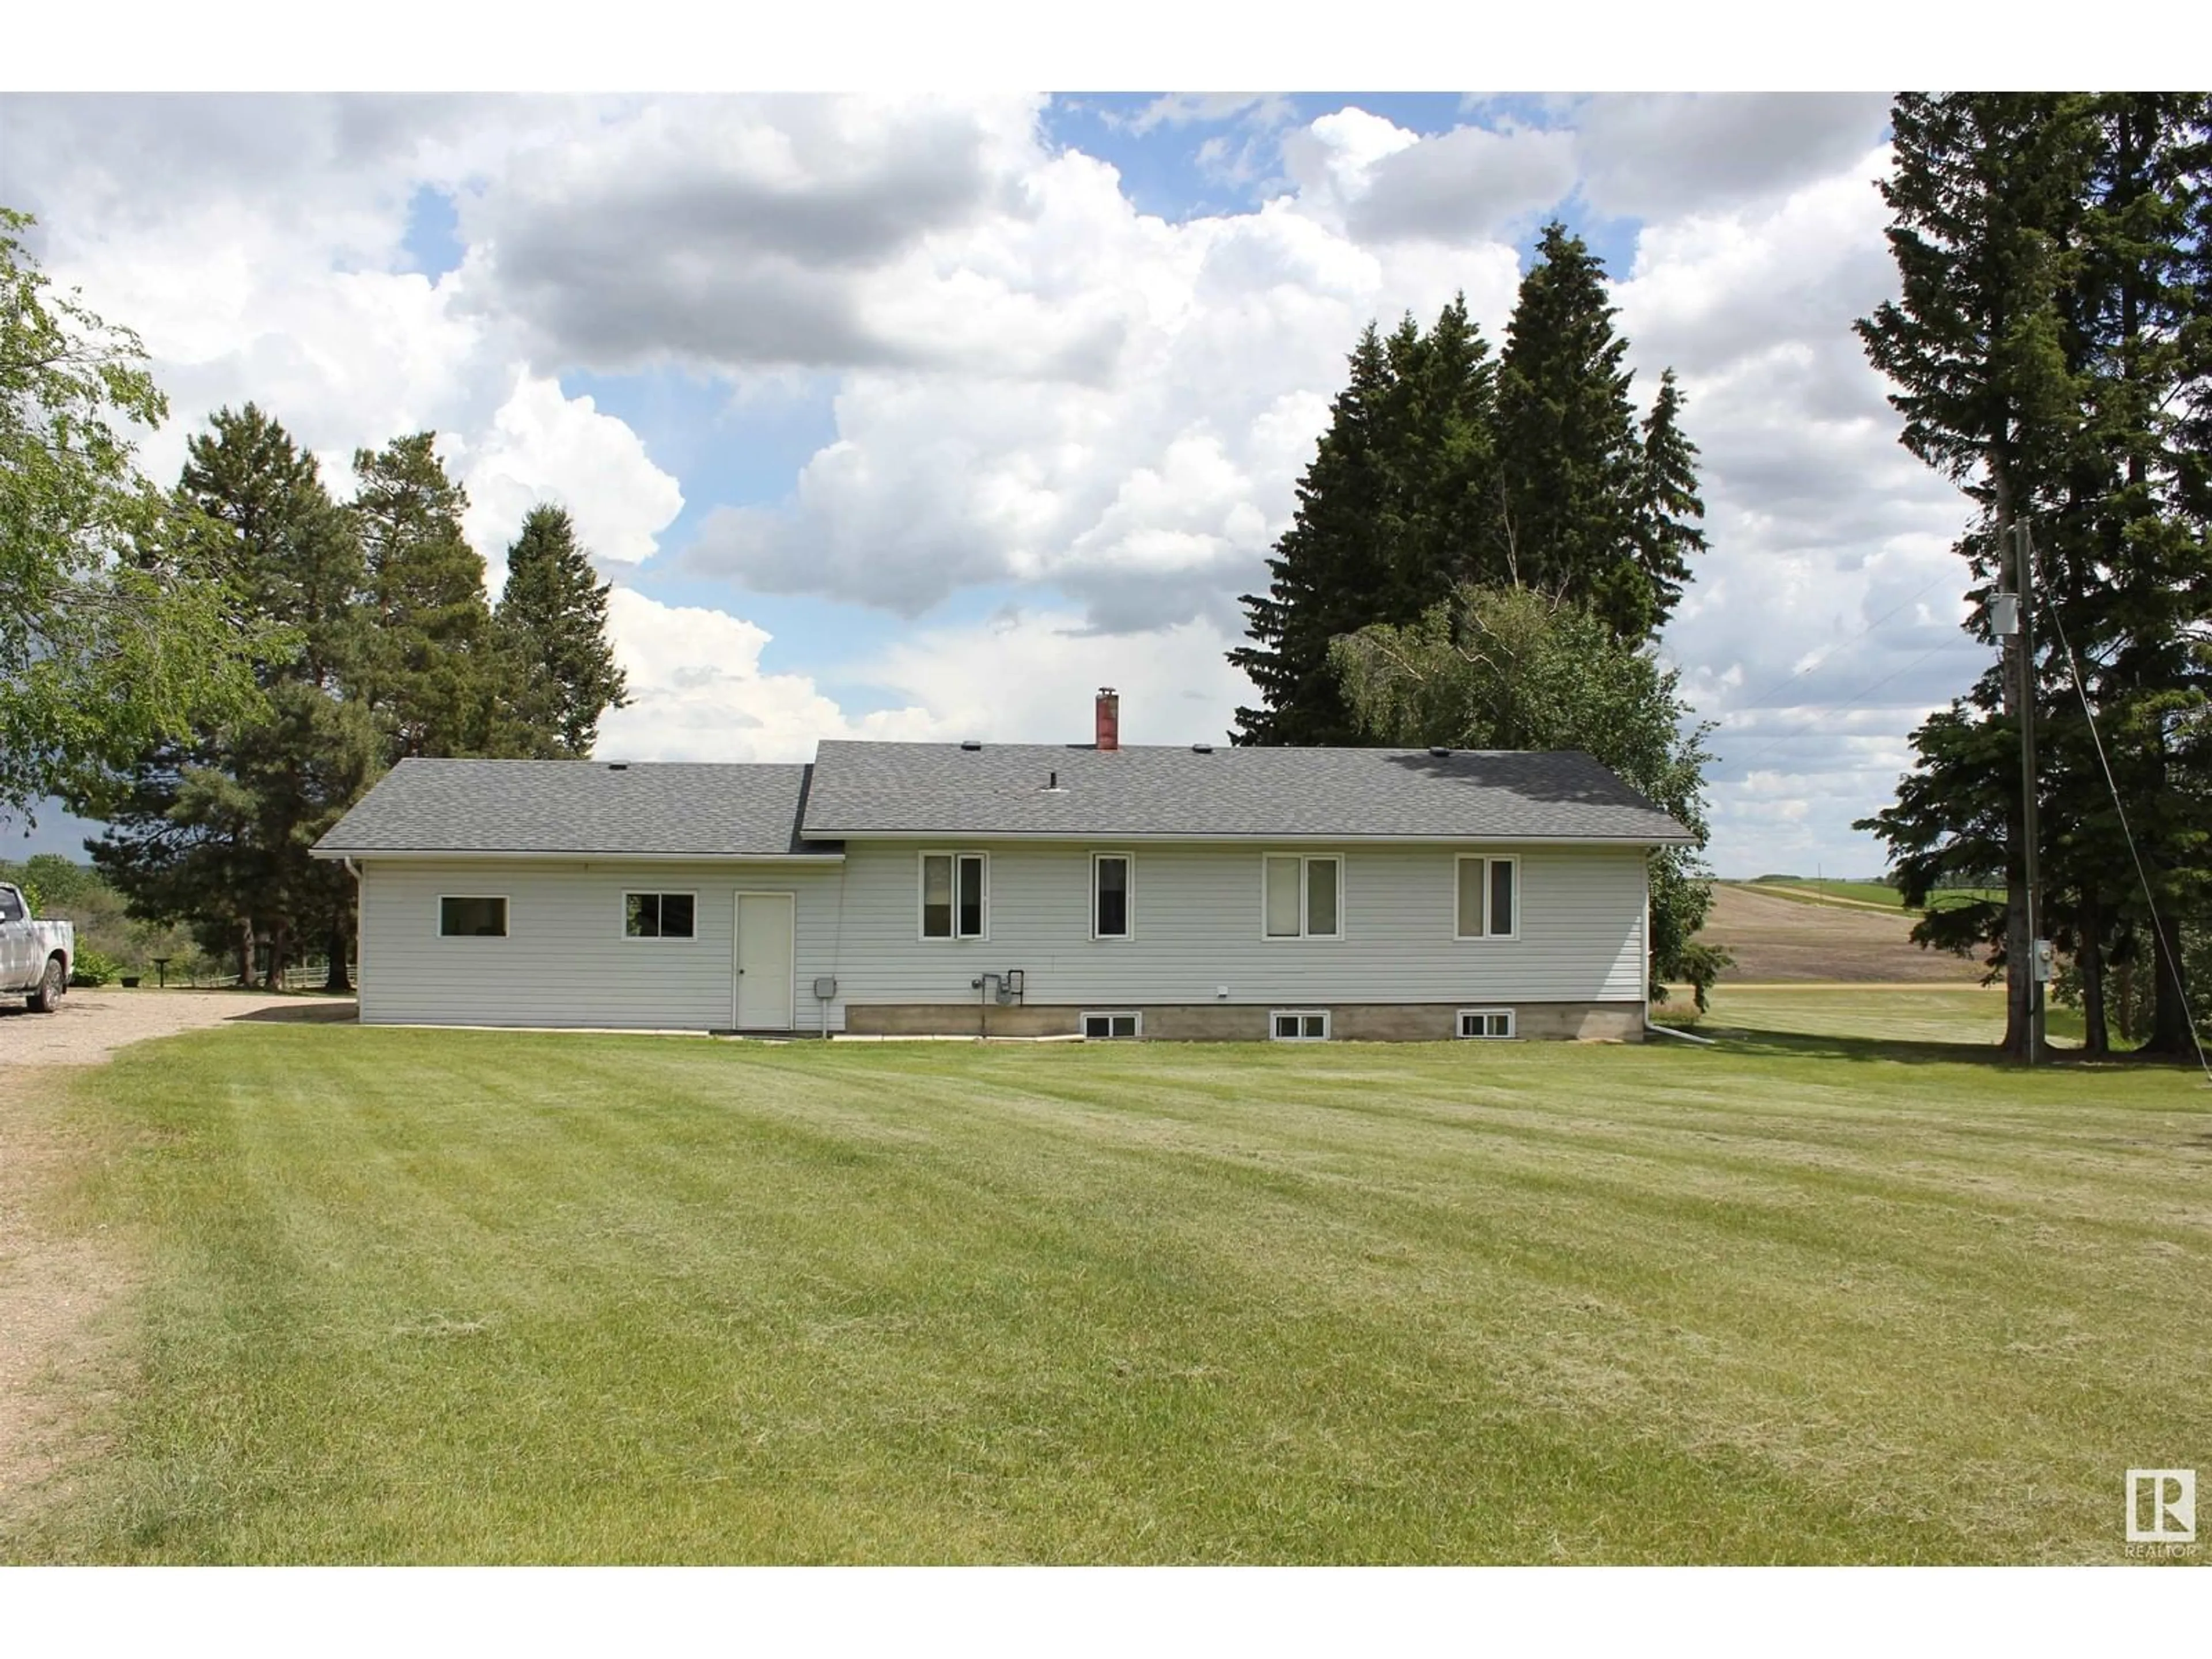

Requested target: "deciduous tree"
[
  {"left": 1332, "top": 584, "right": 1728, "bottom": 1006},
  {"left": 0, "top": 208, "right": 262, "bottom": 821}
]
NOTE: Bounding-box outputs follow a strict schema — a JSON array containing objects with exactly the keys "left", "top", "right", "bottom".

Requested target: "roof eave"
[
  {"left": 794, "top": 827, "right": 1692, "bottom": 846},
  {"left": 310, "top": 847, "right": 846, "bottom": 863}
]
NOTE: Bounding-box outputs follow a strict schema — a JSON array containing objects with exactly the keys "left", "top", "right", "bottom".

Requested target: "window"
[
  {"left": 1081, "top": 1011, "right": 1141, "bottom": 1039},
  {"left": 1271, "top": 1009, "right": 1330, "bottom": 1041},
  {"left": 1093, "top": 854, "right": 1132, "bottom": 940},
  {"left": 1459, "top": 1007, "right": 1515, "bottom": 1039},
  {"left": 921, "top": 853, "right": 987, "bottom": 940},
  {"left": 624, "top": 892, "right": 696, "bottom": 939},
  {"left": 0, "top": 887, "right": 23, "bottom": 924},
  {"left": 1455, "top": 855, "right": 1518, "bottom": 940},
  {"left": 439, "top": 896, "right": 507, "bottom": 938},
  {"left": 1263, "top": 854, "right": 1342, "bottom": 940}
]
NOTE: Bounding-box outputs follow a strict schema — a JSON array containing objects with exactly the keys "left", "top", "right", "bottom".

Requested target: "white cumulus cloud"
[
  {"left": 595, "top": 589, "right": 946, "bottom": 763},
  {"left": 457, "top": 372, "right": 685, "bottom": 578}
]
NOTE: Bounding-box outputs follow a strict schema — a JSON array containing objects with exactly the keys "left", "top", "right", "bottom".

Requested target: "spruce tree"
[
  {"left": 1232, "top": 323, "right": 1402, "bottom": 745},
  {"left": 1856, "top": 92, "right": 2212, "bottom": 1058},
  {"left": 1489, "top": 223, "right": 1657, "bottom": 641},
  {"left": 493, "top": 504, "right": 630, "bottom": 757},
  {"left": 1231, "top": 300, "right": 1498, "bottom": 744},
  {"left": 351, "top": 433, "right": 501, "bottom": 762},
  {"left": 1633, "top": 370, "right": 1708, "bottom": 631}
]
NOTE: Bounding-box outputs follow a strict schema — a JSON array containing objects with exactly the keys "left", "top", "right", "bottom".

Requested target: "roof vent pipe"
[{"left": 1096, "top": 687, "right": 1120, "bottom": 752}]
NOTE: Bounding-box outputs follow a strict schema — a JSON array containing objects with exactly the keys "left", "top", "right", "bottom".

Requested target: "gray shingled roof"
[
  {"left": 313, "top": 759, "right": 827, "bottom": 857},
  {"left": 801, "top": 742, "right": 1693, "bottom": 842}
]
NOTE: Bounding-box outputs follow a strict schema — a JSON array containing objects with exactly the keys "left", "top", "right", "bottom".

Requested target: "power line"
[
  {"left": 1718, "top": 641, "right": 1960, "bottom": 777},
  {"left": 1701, "top": 567, "right": 1958, "bottom": 722}
]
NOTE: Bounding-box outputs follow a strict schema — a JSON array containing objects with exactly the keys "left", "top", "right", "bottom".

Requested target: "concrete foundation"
[{"left": 839, "top": 1001, "right": 1643, "bottom": 1042}]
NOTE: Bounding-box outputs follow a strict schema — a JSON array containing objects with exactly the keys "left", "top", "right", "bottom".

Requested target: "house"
[{"left": 310, "top": 691, "right": 1692, "bottom": 1040}]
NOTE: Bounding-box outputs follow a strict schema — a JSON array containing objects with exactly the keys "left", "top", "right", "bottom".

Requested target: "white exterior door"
[{"left": 734, "top": 892, "right": 796, "bottom": 1030}]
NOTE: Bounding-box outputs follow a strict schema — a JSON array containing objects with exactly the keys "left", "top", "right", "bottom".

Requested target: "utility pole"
[
  {"left": 2014, "top": 521, "right": 2045, "bottom": 1063},
  {"left": 1992, "top": 520, "right": 2046, "bottom": 1063}
]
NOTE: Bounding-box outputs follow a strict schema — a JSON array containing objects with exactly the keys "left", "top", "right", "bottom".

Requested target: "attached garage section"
[
  {"left": 319, "top": 759, "right": 849, "bottom": 1033},
  {"left": 352, "top": 858, "right": 846, "bottom": 1032}
]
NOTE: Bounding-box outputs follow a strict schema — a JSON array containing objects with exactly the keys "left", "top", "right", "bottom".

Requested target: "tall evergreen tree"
[
  {"left": 1488, "top": 223, "right": 1660, "bottom": 641},
  {"left": 492, "top": 504, "right": 629, "bottom": 757},
  {"left": 352, "top": 432, "right": 500, "bottom": 763},
  {"left": 77, "top": 406, "right": 379, "bottom": 988},
  {"left": 1855, "top": 92, "right": 2212, "bottom": 1058},
  {"left": 1231, "top": 238, "right": 1706, "bottom": 747},
  {"left": 1231, "top": 299, "right": 1497, "bottom": 744},
  {"left": 1233, "top": 323, "right": 1411, "bottom": 745},
  {"left": 1633, "top": 369, "right": 1708, "bottom": 630}
]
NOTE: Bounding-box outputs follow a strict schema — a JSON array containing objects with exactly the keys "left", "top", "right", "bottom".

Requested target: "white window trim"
[
  {"left": 1270, "top": 1008, "right": 1331, "bottom": 1041},
  {"left": 917, "top": 849, "right": 990, "bottom": 942},
  {"left": 1454, "top": 853, "right": 1521, "bottom": 942},
  {"left": 1457, "top": 1007, "right": 1516, "bottom": 1039},
  {"left": 620, "top": 889, "right": 701, "bottom": 942},
  {"left": 1260, "top": 853, "right": 1344, "bottom": 941},
  {"left": 1079, "top": 1009, "right": 1142, "bottom": 1039},
  {"left": 1091, "top": 851, "right": 1135, "bottom": 941},
  {"left": 436, "top": 893, "right": 509, "bottom": 940}
]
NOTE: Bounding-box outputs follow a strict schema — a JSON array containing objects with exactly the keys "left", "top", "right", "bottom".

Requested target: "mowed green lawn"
[{"left": 10, "top": 989, "right": 2209, "bottom": 1564}]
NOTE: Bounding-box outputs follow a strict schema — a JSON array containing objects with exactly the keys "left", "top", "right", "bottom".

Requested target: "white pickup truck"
[{"left": 0, "top": 881, "right": 74, "bottom": 1013}]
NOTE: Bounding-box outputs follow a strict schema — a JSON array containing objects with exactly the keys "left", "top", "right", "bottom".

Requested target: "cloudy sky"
[{"left": 1, "top": 87, "right": 1994, "bottom": 877}]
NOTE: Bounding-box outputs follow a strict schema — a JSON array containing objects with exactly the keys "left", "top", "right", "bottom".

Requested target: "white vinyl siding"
[
  {"left": 356, "top": 842, "right": 1647, "bottom": 1033},
  {"left": 1455, "top": 855, "right": 1518, "bottom": 940},
  {"left": 360, "top": 861, "right": 844, "bottom": 1032},
  {"left": 819, "top": 841, "right": 1645, "bottom": 1009}
]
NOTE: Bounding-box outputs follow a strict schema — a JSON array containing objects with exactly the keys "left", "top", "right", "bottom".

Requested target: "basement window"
[
  {"left": 1458, "top": 1007, "right": 1514, "bottom": 1039},
  {"left": 1271, "top": 1009, "right": 1330, "bottom": 1041},
  {"left": 1081, "top": 1010, "right": 1141, "bottom": 1039},
  {"left": 438, "top": 896, "right": 507, "bottom": 938},
  {"left": 921, "top": 852, "right": 987, "bottom": 940},
  {"left": 624, "top": 892, "right": 696, "bottom": 939}
]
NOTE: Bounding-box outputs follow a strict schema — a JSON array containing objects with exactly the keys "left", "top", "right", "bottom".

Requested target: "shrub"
[{"left": 70, "top": 945, "right": 123, "bottom": 987}]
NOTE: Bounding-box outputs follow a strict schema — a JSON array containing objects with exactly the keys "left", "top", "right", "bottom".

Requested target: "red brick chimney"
[{"left": 1095, "top": 687, "right": 1120, "bottom": 751}]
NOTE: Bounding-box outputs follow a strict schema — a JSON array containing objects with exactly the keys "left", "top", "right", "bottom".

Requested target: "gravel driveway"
[
  {"left": 0, "top": 987, "right": 356, "bottom": 1069},
  {"left": 2, "top": 988, "right": 353, "bottom": 1531}
]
